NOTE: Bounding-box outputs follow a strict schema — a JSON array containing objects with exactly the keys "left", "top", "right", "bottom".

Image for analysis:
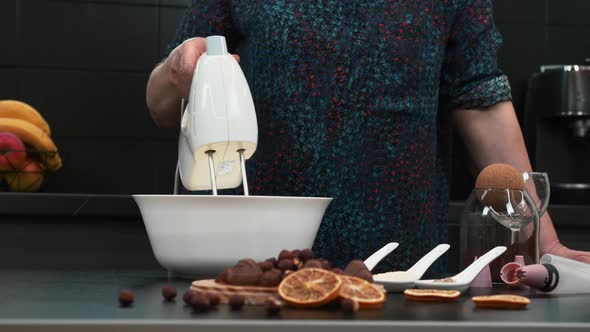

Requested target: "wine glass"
[
  {"left": 475, "top": 188, "right": 535, "bottom": 230},
  {"left": 460, "top": 188, "right": 541, "bottom": 271},
  {"left": 523, "top": 172, "right": 550, "bottom": 217}
]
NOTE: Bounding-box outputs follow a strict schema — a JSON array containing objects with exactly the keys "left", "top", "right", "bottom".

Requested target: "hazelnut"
[
  {"left": 190, "top": 292, "right": 210, "bottom": 312},
  {"left": 299, "top": 248, "right": 314, "bottom": 262},
  {"left": 229, "top": 294, "right": 245, "bottom": 311},
  {"left": 258, "top": 269, "right": 283, "bottom": 287},
  {"left": 265, "top": 296, "right": 284, "bottom": 315},
  {"left": 182, "top": 290, "right": 195, "bottom": 305},
  {"left": 118, "top": 289, "right": 134, "bottom": 307},
  {"left": 291, "top": 249, "right": 302, "bottom": 259},
  {"left": 277, "top": 259, "right": 296, "bottom": 271},
  {"left": 161, "top": 285, "right": 177, "bottom": 301},
  {"left": 207, "top": 292, "right": 221, "bottom": 307},
  {"left": 341, "top": 298, "right": 359, "bottom": 314},
  {"left": 278, "top": 250, "right": 294, "bottom": 261},
  {"left": 331, "top": 268, "right": 344, "bottom": 275},
  {"left": 258, "top": 261, "right": 274, "bottom": 272}
]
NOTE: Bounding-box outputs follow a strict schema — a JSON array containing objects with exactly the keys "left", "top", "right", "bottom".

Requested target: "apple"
[
  {"left": 0, "top": 132, "right": 27, "bottom": 171},
  {"left": 5, "top": 158, "right": 44, "bottom": 192}
]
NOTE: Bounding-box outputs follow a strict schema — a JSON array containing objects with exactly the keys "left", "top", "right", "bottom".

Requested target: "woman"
[{"left": 146, "top": 0, "right": 590, "bottom": 272}]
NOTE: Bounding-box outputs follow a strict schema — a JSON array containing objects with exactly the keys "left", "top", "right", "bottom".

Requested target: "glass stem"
[{"left": 511, "top": 229, "right": 519, "bottom": 245}]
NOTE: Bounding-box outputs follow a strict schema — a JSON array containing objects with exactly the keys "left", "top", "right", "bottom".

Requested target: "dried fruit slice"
[
  {"left": 278, "top": 268, "right": 342, "bottom": 308},
  {"left": 339, "top": 275, "right": 386, "bottom": 309},
  {"left": 472, "top": 295, "right": 530, "bottom": 309},
  {"left": 403, "top": 289, "right": 461, "bottom": 302}
]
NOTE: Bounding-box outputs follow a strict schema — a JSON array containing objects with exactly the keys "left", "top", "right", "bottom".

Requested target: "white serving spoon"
[
  {"left": 413, "top": 246, "right": 507, "bottom": 294},
  {"left": 363, "top": 242, "right": 400, "bottom": 272},
  {"left": 373, "top": 244, "right": 450, "bottom": 292}
]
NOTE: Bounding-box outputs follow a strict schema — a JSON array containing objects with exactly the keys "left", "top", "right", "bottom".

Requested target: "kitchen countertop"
[{"left": 1, "top": 270, "right": 590, "bottom": 332}]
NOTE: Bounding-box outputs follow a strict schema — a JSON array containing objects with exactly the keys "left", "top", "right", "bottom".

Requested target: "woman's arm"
[{"left": 453, "top": 101, "right": 590, "bottom": 263}]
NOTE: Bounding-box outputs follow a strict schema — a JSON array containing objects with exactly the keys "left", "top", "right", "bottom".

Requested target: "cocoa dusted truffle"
[
  {"left": 226, "top": 259, "right": 263, "bottom": 286},
  {"left": 343, "top": 260, "right": 373, "bottom": 282},
  {"left": 302, "top": 259, "right": 323, "bottom": 269},
  {"left": 258, "top": 260, "right": 274, "bottom": 272},
  {"left": 278, "top": 250, "right": 295, "bottom": 261},
  {"left": 265, "top": 257, "right": 279, "bottom": 268},
  {"left": 277, "top": 258, "right": 296, "bottom": 271},
  {"left": 258, "top": 269, "right": 283, "bottom": 287},
  {"left": 299, "top": 248, "right": 314, "bottom": 262}
]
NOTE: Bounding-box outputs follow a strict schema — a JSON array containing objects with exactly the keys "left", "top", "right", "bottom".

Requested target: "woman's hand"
[
  {"left": 164, "top": 37, "right": 207, "bottom": 99},
  {"left": 544, "top": 242, "right": 590, "bottom": 264},
  {"left": 539, "top": 214, "right": 590, "bottom": 264},
  {"left": 146, "top": 37, "right": 240, "bottom": 128}
]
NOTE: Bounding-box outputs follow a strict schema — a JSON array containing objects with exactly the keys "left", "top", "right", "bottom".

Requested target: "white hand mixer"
[{"left": 177, "top": 35, "right": 258, "bottom": 194}]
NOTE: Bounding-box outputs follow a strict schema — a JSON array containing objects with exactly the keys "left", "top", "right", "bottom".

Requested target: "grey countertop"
[{"left": 1, "top": 270, "right": 590, "bottom": 331}]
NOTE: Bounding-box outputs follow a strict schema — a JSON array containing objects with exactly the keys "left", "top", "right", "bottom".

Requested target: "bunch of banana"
[{"left": 0, "top": 100, "right": 62, "bottom": 172}]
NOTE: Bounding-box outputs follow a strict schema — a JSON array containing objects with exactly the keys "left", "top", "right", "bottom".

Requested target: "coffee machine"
[{"left": 524, "top": 65, "right": 590, "bottom": 205}]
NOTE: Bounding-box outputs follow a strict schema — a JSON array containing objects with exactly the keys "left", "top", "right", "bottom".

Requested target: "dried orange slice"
[
  {"left": 472, "top": 295, "right": 530, "bottom": 309},
  {"left": 404, "top": 289, "right": 460, "bottom": 302},
  {"left": 278, "top": 268, "right": 342, "bottom": 308},
  {"left": 339, "top": 275, "right": 386, "bottom": 309}
]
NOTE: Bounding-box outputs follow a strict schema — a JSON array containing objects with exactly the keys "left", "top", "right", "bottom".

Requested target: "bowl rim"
[{"left": 132, "top": 194, "right": 333, "bottom": 201}]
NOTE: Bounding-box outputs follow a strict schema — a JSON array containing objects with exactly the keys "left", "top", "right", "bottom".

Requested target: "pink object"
[
  {"left": 515, "top": 264, "right": 550, "bottom": 290},
  {"left": 513, "top": 256, "right": 530, "bottom": 289},
  {"left": 470, "top": 256, "right": 492, "bottom": 288},
  {"left": 500, "top": 262, "right": 522, "bottom": 287}
]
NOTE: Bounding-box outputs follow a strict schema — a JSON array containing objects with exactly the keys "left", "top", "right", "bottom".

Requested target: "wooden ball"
[{"left": 475, "top": 164, "right": 525, "bottom": 211}]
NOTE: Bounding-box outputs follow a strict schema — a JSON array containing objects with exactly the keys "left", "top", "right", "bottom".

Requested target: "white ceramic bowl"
[{"left": 133, "top": 195, "right": 332, "bottom": 277}]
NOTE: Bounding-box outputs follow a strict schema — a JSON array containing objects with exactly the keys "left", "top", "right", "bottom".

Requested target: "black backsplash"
[{"left": 1, "top": 0, "right": 589, "bottom": 197}]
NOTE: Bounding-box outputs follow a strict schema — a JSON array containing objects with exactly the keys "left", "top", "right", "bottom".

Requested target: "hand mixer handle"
[{"left": 178, "top": 36, "right": 258, "bottom": 192}]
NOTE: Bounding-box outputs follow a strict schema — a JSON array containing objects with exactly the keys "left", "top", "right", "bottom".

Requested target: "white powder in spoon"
[{"left": 373, "top": 271, "right": 418, "bottom": 283}]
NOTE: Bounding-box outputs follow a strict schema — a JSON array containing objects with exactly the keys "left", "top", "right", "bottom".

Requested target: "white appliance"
[{"left": 178, "top": 35, "right": 258, "bottom": 193}]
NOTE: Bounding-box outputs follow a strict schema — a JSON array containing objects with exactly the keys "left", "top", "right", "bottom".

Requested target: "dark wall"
[
  {"left": 1, "top": 0, "right": 589, "bottom": 196},
  {"left": 450, "top": 0, "right": 590, "bottom": 201},
  {"left": 0, "top": 0, "right": 190, "bottom": 194}
]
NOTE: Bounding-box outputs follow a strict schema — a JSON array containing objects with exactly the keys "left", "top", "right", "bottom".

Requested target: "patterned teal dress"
[{"left": 168, "top": 0, "right": 512, "bottom": 273}]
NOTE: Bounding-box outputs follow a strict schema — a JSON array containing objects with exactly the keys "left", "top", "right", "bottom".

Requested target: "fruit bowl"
[{"left": 132, "top": 194, "right": 332, "bottom": 277}]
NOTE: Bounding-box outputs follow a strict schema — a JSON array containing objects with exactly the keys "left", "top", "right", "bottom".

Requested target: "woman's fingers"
[{"left": 167, "top": 37, "right": 241, "bottom": 98}]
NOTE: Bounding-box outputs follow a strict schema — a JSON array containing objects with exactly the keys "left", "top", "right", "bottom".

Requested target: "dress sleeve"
[
  {"left": 165, "top": 0, "right": 239, "bottom": 56},
  {"left": 439, "top": 0, "right": 512, "bottom": 111}
]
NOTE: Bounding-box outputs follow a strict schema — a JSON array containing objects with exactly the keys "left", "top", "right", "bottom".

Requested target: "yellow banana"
[
  {"left": 0, "top": 100, "right": 51, "bottom": 136},
  {"left": 0, "top": 118, "right": 62, "bottom": 171}
]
